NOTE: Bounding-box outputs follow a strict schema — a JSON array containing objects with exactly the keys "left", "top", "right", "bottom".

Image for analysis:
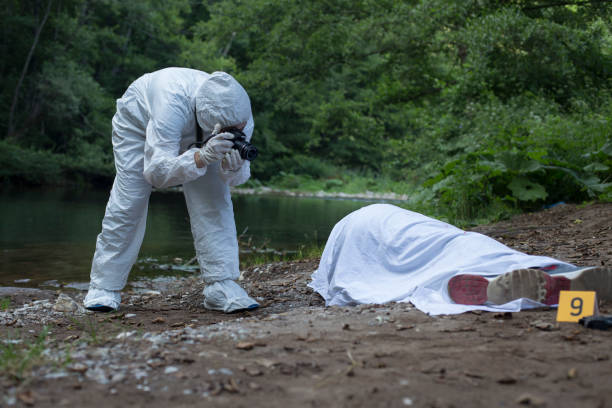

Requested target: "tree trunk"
[
  {"left": 221, "top": 32, "right": 236, "bottom": 57},
  {"left": 7, "top": 0, "right": 54, "bottom": 139}
]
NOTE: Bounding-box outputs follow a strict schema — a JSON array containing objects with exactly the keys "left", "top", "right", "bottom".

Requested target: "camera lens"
[{"left": 237, "top": 142, "right": 258, "bottom": 161}]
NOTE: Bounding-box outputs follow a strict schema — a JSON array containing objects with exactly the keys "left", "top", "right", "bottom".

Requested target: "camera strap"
[
  {"left": 194, "top": 110, "right": 204, "bottom": 148},
  {"left": 189, "top": 110, "right": 212, "bottom": 149}
]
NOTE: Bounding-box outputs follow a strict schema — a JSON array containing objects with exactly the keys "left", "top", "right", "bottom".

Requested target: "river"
[{"left": 0, "top": 187, "right": 376, "bottom": 288}]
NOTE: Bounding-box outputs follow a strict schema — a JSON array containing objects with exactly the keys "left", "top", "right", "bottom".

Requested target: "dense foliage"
[{"left": 1, "top": 0, "right": 611, "bottom": 222}]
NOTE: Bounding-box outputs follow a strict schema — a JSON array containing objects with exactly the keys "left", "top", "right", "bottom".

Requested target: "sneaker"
[
  {"left": 84, "top": 286, "right": 121, "bottom": 312},
  {"left": 448, "top": 266, "right": 612, "bottom": 306},
  {"left": 203, "top": 280, "right": 259, "bottom": 313}
]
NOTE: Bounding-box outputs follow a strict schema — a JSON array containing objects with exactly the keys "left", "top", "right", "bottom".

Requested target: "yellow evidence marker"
[{"left": 556, "top": 290, "right": 598, "bottom": 322}]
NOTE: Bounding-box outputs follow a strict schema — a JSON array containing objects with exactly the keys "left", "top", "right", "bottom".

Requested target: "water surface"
[{"left": 0, "top": 187, "right": 375, "bottom": 287}]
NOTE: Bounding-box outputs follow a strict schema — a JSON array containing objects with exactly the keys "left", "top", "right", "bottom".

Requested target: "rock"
[
  {"left": 245, "top": 367, "right": 263, "bottom": 377},
  {"left": 516, "top": 393, "right": 546, "bottom": 406},
  {"left": 222, "top": 378, "right": 239, "bottom": 393},
  {"left": 68, "top": 363, "right": 88, "bottom": 373},
  {"left": 497, "top": 376, "right": 517, "bottom": 385},
  {"left": 43, "top": 371, "right": 69, "bottom": 379},
  {"left": 208, "top": 368, "right": 233, "bottom": 376},
  {"left": 17, "top": 391, "right": 35, "bottom": 406},
  {"left": 110, "top": 372, "right": 126, "bottom": 383},
  {"left": 255, "top": 358, "right": 278, "bottom": 369},
  {"left": 236, "top": 341, "right": 254, "bottom": 350},
  {"left": 143, "top": 332, "right": 169, "bottom": 346},
  {"left": 530, "top": 320, "right": 558, "bottom": 331},
  {"left": 402, "top": 397, "right": 413, "bottom": 406},
  {"left": 52, "top": 293, "right": 87, "bottom": 314},
  {"left": 164, "top": 366, "right": 179, "bottom": 374},
  {"left": 133, "top": 369, "right": 148, "bottom": 380},
  {"left": 91, "top": 347, "right": 110, "bottom": 359},
  {"left": 248, "top": 382, "right": 261, "bottom": 390},
  {"left": 86, "top": 367, "right": 109, "bottom": 384},
  {"left": 116, "top": 331, "right": 137, "bottom": 339},
  {"left": 147, "top": 359, "right": 164, "bottom": 368}
]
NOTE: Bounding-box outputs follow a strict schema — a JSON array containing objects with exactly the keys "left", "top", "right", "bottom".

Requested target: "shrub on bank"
[{"left": 0, "top": 141, "right": 114, "bottom": 187}]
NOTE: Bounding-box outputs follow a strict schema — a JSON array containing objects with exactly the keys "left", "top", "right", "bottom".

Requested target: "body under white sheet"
[{"left": 309, "top": 204, "right": 575, "bottom": 315}]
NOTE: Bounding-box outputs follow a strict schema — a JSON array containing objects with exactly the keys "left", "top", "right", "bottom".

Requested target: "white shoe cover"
[
  {"left": 84, "top": 287, "right": 121, "bottom": 312},
  {"left": 203, "top": 280, "right": 259, "bottom": 313}
]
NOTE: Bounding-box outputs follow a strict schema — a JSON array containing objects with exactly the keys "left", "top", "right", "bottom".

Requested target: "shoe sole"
[
  {"left": 85, "top": 304, "right": 116, "bottom": 313},
  {"left": 570, "top": 267, "right": 612, "bottom": 301},
  {"left": 202, "top": 300, "right": 260, "bottom": 313},
  {"left": 447, "top": 274, "right": 490, "bottom": 305},
  {"left": 228, "top": 303, "right": 259, "bottom": 313},
  {"left": 448, "top": 267, "right": 612, "bottom": 305}
]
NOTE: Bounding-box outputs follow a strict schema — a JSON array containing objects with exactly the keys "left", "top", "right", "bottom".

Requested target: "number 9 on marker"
[{"left": 556, "top": 291, "right": 597, "bottom": 322}]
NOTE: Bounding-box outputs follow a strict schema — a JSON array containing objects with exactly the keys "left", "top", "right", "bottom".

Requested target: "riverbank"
[
  {"left": 1, "top": 202, "right": 611, "bottom": 407},
  {"left": 231, "top": 186, "right": 409, "bottom": 202},
  {"left": 148, "top": 173, "right": 415, "bottom": 203}
]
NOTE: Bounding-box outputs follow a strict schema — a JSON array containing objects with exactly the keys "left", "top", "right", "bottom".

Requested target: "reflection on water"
[{"left": 1, "top": 187, "right": 374, "bottom": 287}]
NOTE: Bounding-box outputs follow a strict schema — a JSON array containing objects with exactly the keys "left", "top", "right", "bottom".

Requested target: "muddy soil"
[{"left": 1, "top": 202, "right": 611, "bottom": 408}]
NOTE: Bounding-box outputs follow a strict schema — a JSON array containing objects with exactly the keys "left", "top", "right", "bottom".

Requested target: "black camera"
[{"left": 226, "top": 128, "right": 258, "bottom": 161}]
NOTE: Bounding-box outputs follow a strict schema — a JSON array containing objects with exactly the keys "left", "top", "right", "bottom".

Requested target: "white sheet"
[{"left": 308, "top": 204, "right": 575, "bottom": 315}]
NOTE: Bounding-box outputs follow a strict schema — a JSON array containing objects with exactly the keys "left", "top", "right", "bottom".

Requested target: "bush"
[
  {"left": 0, "top": 141, "right": 63, "bottom": 184},
  {"left": 0, "top": 141, "right": 114, "bottom": 186},
  {"left": 413, "top": 95, "right": 612, "bottom": 222}
]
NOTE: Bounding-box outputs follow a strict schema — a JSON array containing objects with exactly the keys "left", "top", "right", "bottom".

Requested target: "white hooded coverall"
[{"left": 90, "top": 68, "right": 253, "bottom": 295}]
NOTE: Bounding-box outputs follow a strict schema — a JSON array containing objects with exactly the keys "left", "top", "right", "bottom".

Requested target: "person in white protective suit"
[
  {"left": 309, "top": 204, "right": 612, "bottom": 315},
  {"left": 84, "top": 67, "right": 259, "bottom": 313}
]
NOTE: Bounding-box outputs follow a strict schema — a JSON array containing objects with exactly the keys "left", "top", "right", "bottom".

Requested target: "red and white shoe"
[{"left": 448, "top": 266, "right": 612, "bottom": 305}]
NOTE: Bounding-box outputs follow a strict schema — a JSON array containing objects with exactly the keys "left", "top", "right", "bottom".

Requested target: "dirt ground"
[{"left": 1, "top": 202, "right": 611, "bottom": 408}]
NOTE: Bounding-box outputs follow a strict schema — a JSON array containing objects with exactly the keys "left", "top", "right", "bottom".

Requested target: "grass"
[
  {"left": 238, "top": 227, "right": 324, "bottom": 268},
  {"left": 69, "top": 315, "right": 104, "bottom": 345},
  {"left": 240, "top": 245, "right": 324, "bottom": 269},
  {"left": 0, "top": 297, "right": 10, "bottom": 311},
  {"left": 0, "top": 327, "right": 50, "bottom": 382}
]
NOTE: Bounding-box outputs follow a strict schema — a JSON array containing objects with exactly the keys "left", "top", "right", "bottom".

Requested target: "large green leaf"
[
  {"left": 601, "top": 141, "right": 612, "bottom": 157},
  {"left": 508, "top": 176, "right": 548, "bottom": 201},
  {"left": 583, "top": 162, "right": 609, "bottom": 172}
]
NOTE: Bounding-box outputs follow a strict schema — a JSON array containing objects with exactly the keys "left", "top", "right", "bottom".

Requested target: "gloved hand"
[
  {"left": 197, "top": 132, "right": 234, "bottom": 166},
  {"left": 221, "top": 149, "right": 245, "bottom": 172}
]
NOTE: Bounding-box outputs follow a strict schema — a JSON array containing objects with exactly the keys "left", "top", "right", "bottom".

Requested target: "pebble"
[
  {"left": 86, "top": 367, "right": 109, "bottom": 385},
  {"left": 236, "top": 341, "right": 255, "bottom": 350},
  {"left": 208, "top": 368, "right": 233, "bottom": 376},
  {"left": 116, "top": 331, "right": 137, "bottom": 339},
  {"left": 110, "top": 372, "right": 126, "bottom": 383},
  {"left": 68, "top": 363, "right": 88, "bottom": 373},
  {"left": 164, "top": 366, "right": 179, "bottom": 374},
  {"left": 516, "top": 393, "right": 546, "bottom": 407},
  {"left": 44, "top": 371, "right": 69, "bottom": 379}
]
